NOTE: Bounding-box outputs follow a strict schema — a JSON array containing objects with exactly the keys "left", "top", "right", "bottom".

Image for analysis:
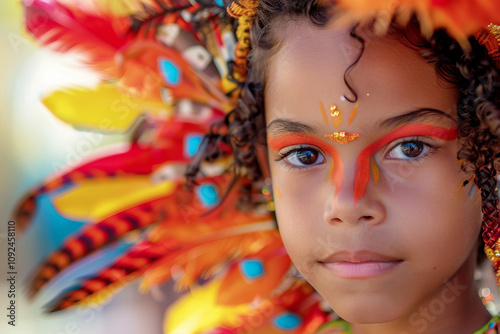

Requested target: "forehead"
[{"left": 265, "top": 20, "right": 457, "bottom": 125}]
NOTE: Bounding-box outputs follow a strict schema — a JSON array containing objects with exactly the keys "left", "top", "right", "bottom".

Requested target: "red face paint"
[
  {"left": 354, "top": 124, "right": 457, "bottom": 203},
  {"left": 268, "top": 134, "right": 343, "bottom": 198},
  {"left": 268, "top": 124, "right": 457, "bottom": 205}
]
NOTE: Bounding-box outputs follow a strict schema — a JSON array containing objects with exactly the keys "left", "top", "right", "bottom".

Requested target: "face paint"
[
  {"left": 353, "top": 124, "right": 458, "bottom": 203},
  {"left": 318, "top": 101, "right": 328, "bottom": 125},
  {"left": 324, "top": 132, "right": 360, "bottom": 144},
  {"left": 275, "top": 187, "right": 282, "bottom": 198},
  {"left": 371, "top": 159, "right": 380, "bottom": 184},
  {"left": 268, "top": 134, "right": 343, "bottom": 198},
  {"left": 328, "top": 162, "right": 335, "bottom": 190},
  {"left": 330, "top": 104, "right": 342, "bottom": 128},
  {"left": 456, "top": 175, "right": 475, "bottom": 199},
  {"left": 348, "top": 102, "right": 358, "bottom": 125}
]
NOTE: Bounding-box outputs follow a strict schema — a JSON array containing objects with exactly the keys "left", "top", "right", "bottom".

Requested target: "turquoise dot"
[
  {"left": 239, "top": 259, "right": 265, "bottom": 281},
  {"left": 159, "top": 58, "right": 181, "bottom": 86},
  {"left": 215, "top": 0, "right": 224, "bottom": 6},
  {"left": 272, "top": 312, "right": 302, "bottom": 331},
  {"left": 196, "top": 184, "right": 218, "bottom": 207},
  {"left": 184, "top": 134, "right": 203, "bottom": 157}
]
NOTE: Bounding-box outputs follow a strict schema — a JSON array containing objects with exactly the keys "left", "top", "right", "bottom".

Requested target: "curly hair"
[{"left": 187, "top": 0, "right": 500, "bottom": 246}]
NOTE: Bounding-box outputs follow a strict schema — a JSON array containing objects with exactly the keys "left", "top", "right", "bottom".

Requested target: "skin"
[{"left": 264, "top": 20, "right": 490, "bottom": 333}]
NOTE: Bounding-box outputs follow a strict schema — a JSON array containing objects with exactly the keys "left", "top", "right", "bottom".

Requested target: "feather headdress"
[{"left": 17, "top": 0, "right": 330, "bottom": 332}]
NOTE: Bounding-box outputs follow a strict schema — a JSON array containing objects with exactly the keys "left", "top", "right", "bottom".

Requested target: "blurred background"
[{"left": 0, "top": 2, "right": 175, "bottom": 333}]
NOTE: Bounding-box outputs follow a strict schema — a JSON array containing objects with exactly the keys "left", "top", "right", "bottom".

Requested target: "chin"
[
  {"left": 336, "top": 310, "right": 398, "bottom": 324},
  {"left": 324, "top": 293, "right": 406, "bottom": 324}
]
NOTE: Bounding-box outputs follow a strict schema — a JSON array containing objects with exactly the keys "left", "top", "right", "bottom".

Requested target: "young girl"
[
  {"left": 16, "top": 0, "right": 500, "bottom": 333},
  {"left": 188, "top": 0, "right": 500, "bottom": 332}
]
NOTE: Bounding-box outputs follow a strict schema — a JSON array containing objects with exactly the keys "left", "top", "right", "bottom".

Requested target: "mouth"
[{"left": 319, "top": 250, "right": 403, "bottom": 279}]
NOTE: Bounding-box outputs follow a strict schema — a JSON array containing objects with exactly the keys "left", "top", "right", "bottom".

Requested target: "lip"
[{"left": 319, "top": 250, "right": 403, "bottom": 279}]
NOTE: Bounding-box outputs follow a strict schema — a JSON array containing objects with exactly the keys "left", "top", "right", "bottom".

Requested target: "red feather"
[
  {"left": 47, "top": 239, "right": 177, "bottom": 312},
  {"left": 13, "top": 115, "right": 225, "bottom": 232},
  {"left": 30, "top": 197, "right": 165, "bottom": 296},
  {"left": 25, "top": 0, "right": 131, "bottom": 77}
]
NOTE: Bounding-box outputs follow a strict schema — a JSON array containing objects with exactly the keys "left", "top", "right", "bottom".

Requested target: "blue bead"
[
  {"left": 489, "top": 322, "right": 495, "bottom": 329},
  {"left": 159, "top": 58, "right": 181, "bottom": 86},
  {"left": 272, "top": 312, "right": 302, "bottom": 331},
  {"left": 196, "top": 183, "right": 218, "bottom": 207},
  {"left": 239, "top": 259, "right": 265, "bottom": 281},
  {"left": 215, "top": 0, "right": 224, "bottom": 6},
  {"left": 184, "top": 134, "right": 203, "bottom": 158}
]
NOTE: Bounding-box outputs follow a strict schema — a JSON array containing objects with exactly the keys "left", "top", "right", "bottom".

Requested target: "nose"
[{"left": 324, "top": 170, "right": 386, "bottom": 226}]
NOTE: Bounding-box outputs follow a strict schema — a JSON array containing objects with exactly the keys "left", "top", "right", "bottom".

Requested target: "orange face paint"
[
  {"left": 318, "top": 101, "right": 328, "bottom": 125},
  {"left": 371, "top": 159, "right": 380, "bottom": 184},
  {"left": 268, "top": 133, "right": 343, "bottom": 198},
  {"left": 348, "top": 102, "right": 358, "bottom": 125},
  {"left": 353, "top": 124, "right": 457, "bottom": 203}
]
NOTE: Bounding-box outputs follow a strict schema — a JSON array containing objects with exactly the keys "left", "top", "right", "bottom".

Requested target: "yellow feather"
[
  {"left": 53, "top": 177, "right": 175, "bottom": 222},
  {"left": 164, "top": 278, "right": 250, "bottom": 334},
  {"left": 42, "top": 84, "right": 170, "bottom": 132}
]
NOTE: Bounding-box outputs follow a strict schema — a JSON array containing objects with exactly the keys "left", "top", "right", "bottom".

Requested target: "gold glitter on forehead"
[
  {"left": 325, "top": 131, "right": 360, "bottom": 144},
  {"left": 330, "top": 104, "right": 342, "bottom": 129},
  {"left": 330, "top": 104, "right": 339, "bottom": 117}
]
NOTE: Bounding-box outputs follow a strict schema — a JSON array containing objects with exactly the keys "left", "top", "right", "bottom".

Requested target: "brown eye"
[
  {"left": 400, "top": 142, "right": 424, "bottom": 158},
  {"left": 386, "top": 140, "right": 431, "bottom": 160},
  {"left": 286, "top": 148, "right": 324, "bottom": 166}
]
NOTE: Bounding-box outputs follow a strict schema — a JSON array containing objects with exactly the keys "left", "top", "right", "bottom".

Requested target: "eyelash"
[
  {"left": 384, "top": 137, "right": 438, "bottom": 162},
  {"left": 275, "top": 137, "right": 439, "bottom": 171},
  {"left": 276, "top": 145, "right": 326, "bottom": 171}
]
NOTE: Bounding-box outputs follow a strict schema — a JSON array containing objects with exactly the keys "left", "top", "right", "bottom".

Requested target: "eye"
[
  {"left": 386, "top": 140, "right": 431, "bottom": 160},
  {"left": 281, "top": 147, "right": 325, "bottom": 167}
]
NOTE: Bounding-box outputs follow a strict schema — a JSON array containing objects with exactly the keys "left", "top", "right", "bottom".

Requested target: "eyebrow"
[
  {"left": 266, "top": 108, "right": 456, "bottom": 137},
  {"left": 266, "top": 118, "right": 316, "bottom": 137},
  {"left": 379, "top": 108, "right": 457, "bottom": 129}
]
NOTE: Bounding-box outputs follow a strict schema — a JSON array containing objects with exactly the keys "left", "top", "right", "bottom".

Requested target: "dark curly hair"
[{"left": 187, "top": 0, "right": 500, "bottom": 247}]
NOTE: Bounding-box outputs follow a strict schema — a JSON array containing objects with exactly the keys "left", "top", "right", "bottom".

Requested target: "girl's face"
[{"left": 265, "top": 21, "right": 482, "bottom": 323}]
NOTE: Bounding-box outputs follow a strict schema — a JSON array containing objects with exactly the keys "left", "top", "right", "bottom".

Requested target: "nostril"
[
  {"left": 362, "top": 216, "right": 374, "bottom": 221},
  {"left": 331, "top": 218, "right": 343, "bottom": 223}
]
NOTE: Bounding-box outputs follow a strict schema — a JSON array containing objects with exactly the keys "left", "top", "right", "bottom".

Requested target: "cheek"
[
  {"left": 382, "top": 158, "right": 482, "bottom": 263},
  {"left": 272, "top": 168, "right": 330, "bottom": 264}
]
